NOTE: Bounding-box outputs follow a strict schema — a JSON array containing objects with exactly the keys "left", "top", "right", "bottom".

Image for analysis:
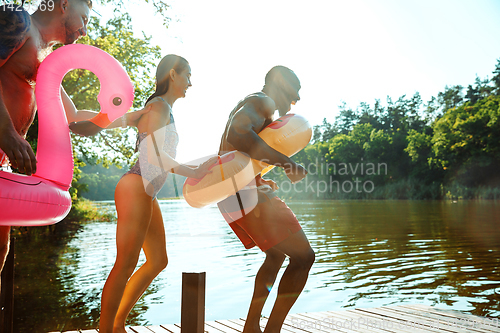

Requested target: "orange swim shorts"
[{"left": 218, "top": 194, "right": 302, "bottom": 252}]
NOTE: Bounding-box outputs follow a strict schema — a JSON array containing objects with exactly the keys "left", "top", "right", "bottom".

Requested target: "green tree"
[
  {"left": 312, "top": 118, "right": 338, "bottom": 143},
  {"left": 437, "top": 85, "right": 463, "bottom": 112},
  {"left": 335, "top": 102, "right": 359, "bottom": 134},
  {"left": 492, "top": 58, "right": 500, "bottom": 95},
  {"left": 431, "top": 95, "right": 500, "bottom": 187},
  {"left": 465, "top": 84, "right": 480, "bottom": 105}
]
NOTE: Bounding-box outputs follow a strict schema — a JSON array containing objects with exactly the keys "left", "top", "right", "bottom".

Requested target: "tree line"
[{"left": 267, "top": 61, "right": 500, "bottom": 200}]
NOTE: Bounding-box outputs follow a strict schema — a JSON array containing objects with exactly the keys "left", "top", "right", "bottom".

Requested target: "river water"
[{"left": 14, "top": 200, "right": 500, "bottom": 332}]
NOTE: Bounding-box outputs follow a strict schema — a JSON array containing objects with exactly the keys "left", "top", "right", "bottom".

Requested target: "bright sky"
[{"left": 93, "top": 0, "right": 500, "bottom": 163}]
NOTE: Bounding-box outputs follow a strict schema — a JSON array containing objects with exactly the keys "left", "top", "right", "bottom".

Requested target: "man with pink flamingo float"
[{"left": 0, "top": 0, "right": 148, "bottom": 291}]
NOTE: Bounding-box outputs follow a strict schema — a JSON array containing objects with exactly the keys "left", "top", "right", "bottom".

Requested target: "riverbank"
[{"left": 274, "top": 178, "right": 500, "bottom": 200}]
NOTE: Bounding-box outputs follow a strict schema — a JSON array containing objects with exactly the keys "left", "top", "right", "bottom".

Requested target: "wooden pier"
[{"left": 54, "top": 304, "right": 500, "bottom": 332}]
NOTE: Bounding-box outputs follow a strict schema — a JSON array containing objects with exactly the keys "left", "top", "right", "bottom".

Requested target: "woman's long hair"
[{"left": 145, "top": 54, "right": 189, "bottom": 106}]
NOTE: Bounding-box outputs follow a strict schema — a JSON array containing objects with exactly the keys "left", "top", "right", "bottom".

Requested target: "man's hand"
[
  {"left": 0, "top": 128, "right": 36, "bottom": 175},
  {"left": 259, "top": 178, "right": 279, "bottom": 191},
  {"left": 284, "top": 163, "right": 307, "bottom": 184},
  {"left": 126, "top": 105, "right": 152, "bottom": 127}
]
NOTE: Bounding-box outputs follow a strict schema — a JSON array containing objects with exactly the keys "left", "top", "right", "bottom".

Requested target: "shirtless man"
[
  {"left": 218, "top": 66, "right": 315, "bottom": 333},
  {"left": 0, "top": 0, "right": 146, "bottom": 290}
]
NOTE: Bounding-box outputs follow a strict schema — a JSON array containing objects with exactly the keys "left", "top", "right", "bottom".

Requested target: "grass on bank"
[{"left": 11, "top": 198, "right": 115, "bottom": 239}]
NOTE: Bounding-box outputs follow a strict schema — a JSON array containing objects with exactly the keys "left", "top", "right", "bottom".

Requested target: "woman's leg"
[
  {"left": 113, "top": 198, "right": 168, "bottom": 328},
  {"left": 99, "top": 175, "right": 154, "bottom": 333}
]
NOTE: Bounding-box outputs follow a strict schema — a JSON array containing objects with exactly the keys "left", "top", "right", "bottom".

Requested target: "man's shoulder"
[
  {"left": 245, "top": 92, "right": 273, "bottom": 104},
  {"left": 0, "top": 5, "right": 32, "bottom": 62},
  {"left": 242, "top": 92, "right": 275, "bottom": 117}
]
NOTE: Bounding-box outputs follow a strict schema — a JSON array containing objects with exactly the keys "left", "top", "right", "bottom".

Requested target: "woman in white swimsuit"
[{"left": 99, "top": 55, "right": 214, "bottom": 333}]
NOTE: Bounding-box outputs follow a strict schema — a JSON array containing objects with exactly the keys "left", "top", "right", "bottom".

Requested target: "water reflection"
[
  {"left": 296, "top": 200, "right": 500, "bottom": 317},
  {"left": 14, "top": 200, "right": 500, "bottom": 332}
]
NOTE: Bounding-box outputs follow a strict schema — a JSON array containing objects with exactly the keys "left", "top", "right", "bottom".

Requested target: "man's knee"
[
  {"left": 266, "top": 248, "right": 286, "bottom": 265},
  {"left": 291, "top": 247, "right": 315, "bottom": 270}
]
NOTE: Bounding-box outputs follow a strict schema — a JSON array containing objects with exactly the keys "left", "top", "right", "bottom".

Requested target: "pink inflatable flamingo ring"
[{"left": 0, "top": 44, "right": 134, "bottom": 226}]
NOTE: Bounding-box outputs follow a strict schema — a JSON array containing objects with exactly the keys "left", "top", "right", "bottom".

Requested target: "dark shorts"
[{"left": 219, "top": 195, "right": 302, "bottom": 252}]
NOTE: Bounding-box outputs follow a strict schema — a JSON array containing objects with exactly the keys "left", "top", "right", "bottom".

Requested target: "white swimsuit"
[{"left": 123, "top": 105, "right": 179, "bottom": 199}]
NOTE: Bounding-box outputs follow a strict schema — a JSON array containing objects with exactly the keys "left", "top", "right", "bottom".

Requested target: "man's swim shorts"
[{"left": 218, "top": 186, "right": 302, "bottom": 252}]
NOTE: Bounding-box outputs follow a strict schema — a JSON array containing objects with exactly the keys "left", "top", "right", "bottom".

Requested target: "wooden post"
[
  {"left": 0, "top": 237, "right": 14, "bottom": 333},
  {"left": 181, "top": 272, "right": 205, "bottom": 333}
]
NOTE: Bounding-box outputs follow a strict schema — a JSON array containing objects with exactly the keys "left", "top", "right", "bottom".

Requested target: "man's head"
[
  {"left": 36, "top": 0, "right": 91, "bottom": 45},
  {"left": 60, "top": 0, "right": 92, "bottom": 44},
  {"left": 264, "top": 66, "right": 301, "bottom": 115}
]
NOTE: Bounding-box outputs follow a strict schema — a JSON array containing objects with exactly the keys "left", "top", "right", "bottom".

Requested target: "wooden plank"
[
  {"left": 399, "top": 303, "right": 496, "bottom": 322},
  {"left": 213, "top": 320, "right": 243, "bottom": 332},
  {"left": 203, "top": 322, "right": 226, "bottom": 332},
  {"left": 306, "top": 310, "right": 399, "bottom": 333},
  {"left": 293, "top": 311, "right": 391, "bottom": 333},
  {"left": 342, "top": 308, "right": 429, "bottom": 333},
  {"left": 378, "top": 305, "right": 490, "bottom": 333},
  {"left": 206, "top": 320, "right": 241, "bottom": 332},
  {"left": 297, "top": 311, "right": 371, "bottom": 332},
  {"left": 131, "top": 326, "right": 156, "bottom": 332},
  {"left": 353, "top": 307, "right": 442, "bottom": 332},
  {"left": 393, "top": 305, "right": 500, "bottom": 333},
  {"left": 259, "top": 316, "right": 310, "bottom": 333},
  {"left": 367, "top": 305, "right": 483, "bottom": 332},
  {"left": 347, "top": 308, "right": 438, "bottom": 333},
  {"left": 146, "top": 325, "right": 171, "bottom": 332},
  {"left": 160, "top": 323, "right": 181, "bottom": 333},
  {"left": 398, "top": 304, "right": 481, "bottom": 321},
  {"left": 285, "top": 313, "right": 337, "bottom": 332},
  {"left": 226, "top": 319, "right": 256, "bottom": 331},
  {"left": 350, "top": 307, "right": 461, "bottom": 332}
]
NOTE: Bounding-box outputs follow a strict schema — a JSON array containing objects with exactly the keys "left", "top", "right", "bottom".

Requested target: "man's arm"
[
  {"left": 227, "top": 100, "right": 307, "bottom": 183},
  {"left": 0, "top": 6, "right": 31, "bottom": 66},
  {"left": 0, "top": 6, "right": 37, "bottom": 175},
  {"left": 227, "top": 106, "right": 292, "bottom": 166}
]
